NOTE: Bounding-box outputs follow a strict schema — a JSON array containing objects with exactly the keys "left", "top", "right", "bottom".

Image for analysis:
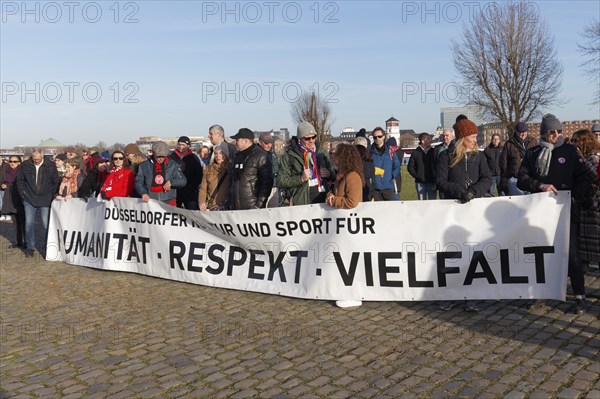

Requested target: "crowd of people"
[{"left": 0, "top": 117, "right": 598, "bottom": 312}]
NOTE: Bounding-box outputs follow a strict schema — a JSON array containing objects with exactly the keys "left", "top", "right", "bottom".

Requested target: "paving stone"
[{"left": 1, "top": 222, "right": 598, "bottom": 399}]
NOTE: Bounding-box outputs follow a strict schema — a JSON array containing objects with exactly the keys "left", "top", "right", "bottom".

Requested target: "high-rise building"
[{"left": 440, "top": 105, "right": 486, "bottom": 129}]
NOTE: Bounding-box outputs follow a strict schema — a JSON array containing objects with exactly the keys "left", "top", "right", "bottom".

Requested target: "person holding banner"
[
  {"left": 55, "top": 158, "right": 85, "bottom": 201},
  {"left": 230, "top": 128, "right": 273, "bottom": 210},
  {"left": 199, "top": 143, "right": 230, "bottom": 211},
  {"left": 326, "top": 144, "right": 364, "bottom": 210},
  {"left": 277, "top": 122, "right": 334, "bottom": 206},
  {"left": 436, "top": 118, "right": 492, "bottom": 312},
  {"left": 326, "top": 143, "right": 365, "bottom": 308},
  {"left": 518, "top": 114, "right": 591, "bottom": 314},
  {"left": 135, "top": 141, "right": 187, "bottom": 206},
  {"left": 100, "top": 151, "right": 135, "bottom": 199}
]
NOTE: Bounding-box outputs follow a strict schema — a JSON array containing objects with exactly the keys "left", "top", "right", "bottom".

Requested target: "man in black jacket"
[
  {"left": 483, "top": 134, "right": 504, "bottom": 196},
  {"left": 518, "top": 113, "right": 591, "bottom": 314},
  {"left": 230, "top": 128, "right": 273, "bottom": 210},
  {"left": 16, "top": 149, "right": 60, "bottom": 257},
  {"left": 169, "top": 136, "right": 203, "bottom": 210},
  {"left": 408, "top": 133, "right": 436, "bottom": 200}
]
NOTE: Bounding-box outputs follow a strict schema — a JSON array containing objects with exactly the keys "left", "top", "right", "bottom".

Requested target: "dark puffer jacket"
[
  {"left": 408, "top": 146, "right": 435, "bottom": 183},
  {"left": 436, "top": 149, "right": 492, "bottom": 199},
  {"left": 230, "top": 144, "right": 273, "bottom": 210},
  {"left": 483, "top": 144, "right": 503, "bottom": 176},
  {"left": 16, "top": 158, "right": 60, "bottom": 207},
  {"left": 500, "top": 134, "right": 537, "bottom": 179},
  {"left": 169, "top": 149, "right": 203, "bottom": 206}
]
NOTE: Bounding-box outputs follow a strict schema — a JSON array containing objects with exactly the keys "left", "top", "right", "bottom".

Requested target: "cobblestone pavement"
[{"left": 1, "top": 222, "right": 599, "bottom": 399}]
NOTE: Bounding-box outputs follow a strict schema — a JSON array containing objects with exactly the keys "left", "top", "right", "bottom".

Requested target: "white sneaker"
[
  {"left": 4, "top": 215, "right": 11, "bottom": 221},
  {"left": 0, "top": 216, "right": 6, "bottom": 221},
  {"left": 335, "top": 300, "right": 363, "bottom": 308}
]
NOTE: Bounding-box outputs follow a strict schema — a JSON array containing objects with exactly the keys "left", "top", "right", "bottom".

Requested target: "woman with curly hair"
[
  {"left": 571, "top": 129, "right": 600, "bottom": 269},
  {"left": 326, "top": 144, "right": 366, "bottom": 309},
  {"left": 326, "top": 144, "right": 365, "bottom": 209}
]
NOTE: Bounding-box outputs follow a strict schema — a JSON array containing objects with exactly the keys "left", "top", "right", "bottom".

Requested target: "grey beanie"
[
  {"left": 297, "top": 121, "right": 317, "bottom": 138},
  {"left": 591, "top": 124, "right": 600, "bottom": 133},
  {"left": 540, "top": 114, "right": 562, "bottom": 134},
  {"left": 152, "top": 141, "right": 170, "bottom": 157},
  {"left": 213, "top": 143, "right": 230, "bottom": 159}
]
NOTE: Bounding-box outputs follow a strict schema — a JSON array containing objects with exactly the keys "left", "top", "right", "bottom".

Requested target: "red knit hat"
[{"left": 453, "top": 119, "right": 478, "bottom": 139}]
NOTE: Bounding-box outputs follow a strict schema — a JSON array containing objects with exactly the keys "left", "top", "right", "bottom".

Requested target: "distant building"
[
  {"left": 386, "top": 116, "right": 400, "bottom": 143},
  {"left": 339, "top": 128, "right": 357, "bottom": 141},
  {"left": 440, "top": 105, "right": 486, "bottom": 129},
  {"left": 481, "top": 119, "right": 599, "bottom": 145}
]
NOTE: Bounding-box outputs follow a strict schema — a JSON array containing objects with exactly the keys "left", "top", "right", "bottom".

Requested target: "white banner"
[{"left": 47, "top": 192, "right": 571, "bottom": 301}]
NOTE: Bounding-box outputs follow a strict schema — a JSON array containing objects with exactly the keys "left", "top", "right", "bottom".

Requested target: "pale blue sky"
[{"left": 1, "top": 0, "right": 599, "bottom": 148}]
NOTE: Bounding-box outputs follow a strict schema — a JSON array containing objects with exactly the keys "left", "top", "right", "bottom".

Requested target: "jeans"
[
  {"left": 23, "top": 201, "right": 50, "bottom": 251},
  {"left": 416, "top": 182, "right": 437, "bottom": 200},
  {"left": 508, "top": 177, "right": 528, "bottom": 196},
  {"left": 490, "top": 176, "right": 505, "bottom": 196}
]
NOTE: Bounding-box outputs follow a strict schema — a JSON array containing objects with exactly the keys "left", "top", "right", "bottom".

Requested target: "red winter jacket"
[{"left": 100, "top": 167, "right": 135, "bottom": 199}]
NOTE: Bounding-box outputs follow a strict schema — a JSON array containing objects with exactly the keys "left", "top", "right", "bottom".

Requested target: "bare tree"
[
  {"left": 290, "top": 91, "right": 333, "bottom": 143},
  {"left": 451, "top": 2, "right": 563, "bottom": 131},
  {"left": 578, "top": 18, "right": 600, "bottom": 105}
]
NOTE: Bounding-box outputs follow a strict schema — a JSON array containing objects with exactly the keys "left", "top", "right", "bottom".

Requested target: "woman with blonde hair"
[
  {"left": 436, "top": 118, "right": 492, "bottom": 312},
  {"left": 198, "top": 143, "right": 231, "bottom": 211}
]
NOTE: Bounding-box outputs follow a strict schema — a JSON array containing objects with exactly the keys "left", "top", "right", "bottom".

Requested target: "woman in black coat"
[
  {"left": 1, "top": 156, "right": 26, "bottom": 248},
  {"left": 435, "top": 119, "right": 492, "bottom": 312}
]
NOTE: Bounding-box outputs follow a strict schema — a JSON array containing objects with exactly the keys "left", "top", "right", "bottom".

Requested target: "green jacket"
[{"left": 277, "top": 137, "right": 335, "bottom": 206}]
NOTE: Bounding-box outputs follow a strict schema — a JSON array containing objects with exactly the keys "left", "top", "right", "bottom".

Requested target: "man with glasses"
[
  {"left": 369, "top": 127, "right": 400, "bottom": 201},
  {"left": 518, "top": 113, "right": 592, "bottom": 314},
  {"left": 16, "top": 149, "right": 60, "bottom": 258},
  {"left": 135, "top": 141, "right": 186, "bottom": 206},
  {"left": 277, "top": 122, "right": 334, "bottom": 206}
]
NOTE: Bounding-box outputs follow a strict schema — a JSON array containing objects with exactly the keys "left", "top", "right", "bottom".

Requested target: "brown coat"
[
  {"left": 198, "top": 161, "right": 230, "bottom": 208},
  {"left": 331, "top": 171, "right": 362, "bottom": 209}
]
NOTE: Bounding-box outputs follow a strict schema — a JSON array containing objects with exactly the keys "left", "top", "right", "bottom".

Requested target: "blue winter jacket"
[{"left": 370, "top": 144, "right": 401, "bottom": 191}]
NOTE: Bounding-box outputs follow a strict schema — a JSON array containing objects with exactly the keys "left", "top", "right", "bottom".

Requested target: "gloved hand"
[
  {"left": 460, "top": 190, "right": 475, "bottom": 203},
  {"left": 374, "top": 167, "right": 384, "bottom": 176}
]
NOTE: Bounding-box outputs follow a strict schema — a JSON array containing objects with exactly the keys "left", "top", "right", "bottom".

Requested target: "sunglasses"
[
  {"left": 373, "top": 135, "right": 384, "bottom": 139},
  {"left": 301, "top": 136, "right": 317, "bottom": 141},
  {"left": 9, "top": 160, "right": 20, "bottom": 163},
  {"left": 112, "top": 157, "right": 124, "bottom": 160}
]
